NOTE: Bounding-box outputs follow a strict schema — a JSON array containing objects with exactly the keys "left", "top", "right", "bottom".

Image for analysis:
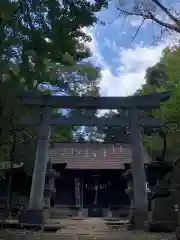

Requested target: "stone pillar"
[
  {"left": 29, "top": 107, "right": 52, "bottom": 209},
  {"left": 129, "top": 107, "right": 148, "bottom": 228},
  {"left": 19, "top": 107, "right": 52, "bottom": 226}
]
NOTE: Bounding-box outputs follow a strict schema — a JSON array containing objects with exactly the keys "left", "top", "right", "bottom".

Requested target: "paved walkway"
[
  {"left": 56, "top": 217, "right": 175, "bottom": 239},
  {"left": 57, "top": 218, "right": 109, "bottom": 235},
  {"left": 0, "top": 218, "right": 176, "bottom": 240}
]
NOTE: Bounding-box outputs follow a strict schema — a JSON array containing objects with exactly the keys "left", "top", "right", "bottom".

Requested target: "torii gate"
[{"left": 16, "top": 91, "right": 170, "bottom": 229}]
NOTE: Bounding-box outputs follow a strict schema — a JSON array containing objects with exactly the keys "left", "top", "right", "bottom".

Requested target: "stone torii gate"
[{"left": 17, "top": 91, "right": 170, "bottom": 229}]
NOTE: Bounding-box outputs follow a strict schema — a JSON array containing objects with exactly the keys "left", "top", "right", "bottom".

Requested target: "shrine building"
[{"left": 48, "top": 142, "right": 152, "bottom": 217}]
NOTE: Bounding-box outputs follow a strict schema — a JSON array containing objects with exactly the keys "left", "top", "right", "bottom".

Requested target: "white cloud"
[
  {"left": 100, "top": 43, "right": 170, "bottom": 96},
  {"left": 82, "top": 26, "right": 106, "bottom": 67},
  {"left": 82, "top": 26, "right": 176, "bottom": 97}
]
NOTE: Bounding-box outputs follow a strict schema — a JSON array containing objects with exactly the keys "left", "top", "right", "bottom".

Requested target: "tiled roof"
[{"left": 48, "top": 142, "right": 152, "bottom": 170}]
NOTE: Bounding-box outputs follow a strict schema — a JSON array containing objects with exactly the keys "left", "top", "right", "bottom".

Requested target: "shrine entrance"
[
  {"left": 84, "top": 178, "right": 109, "bottom": 205},
  {"left": 16, "top": 91, "right": 170, "bottom": 228},
  {"left": 83, "top": 176, "right": 109, "bottom": 217}
]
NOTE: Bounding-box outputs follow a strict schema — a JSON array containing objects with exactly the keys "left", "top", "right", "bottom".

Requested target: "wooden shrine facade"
[{"left": 48, "top": 142, "right": 152, "bottom": 217}]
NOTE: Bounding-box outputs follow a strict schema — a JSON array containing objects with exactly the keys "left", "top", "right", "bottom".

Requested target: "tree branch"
[
  {"left": 129, "top": 18, "right": 145, "bottom": 45},
  {"left": 151, "top": 0, "right": 180, "bottom": 27},
  {"left": 20, "top": 0, "right": 34, "bottom": 30},
  {"left": 117, "top": 7, "right": 180, "bottom": 33},
  {"left": 147, "top": 11, "right": 180, "bottom": 33}
]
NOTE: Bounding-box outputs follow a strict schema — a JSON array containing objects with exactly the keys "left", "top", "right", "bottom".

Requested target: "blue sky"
[{"left": 84, "top": 0, "right": 179, "bottom": 97}]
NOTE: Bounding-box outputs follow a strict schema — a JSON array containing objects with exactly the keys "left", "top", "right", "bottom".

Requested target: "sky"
[{"left": 84, "top": 0, "right": 180, "bottom": 97}]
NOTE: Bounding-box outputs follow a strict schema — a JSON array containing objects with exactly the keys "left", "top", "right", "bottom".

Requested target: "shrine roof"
[{"left": 48, "top": 142, "right": 152, "bottom": 170}]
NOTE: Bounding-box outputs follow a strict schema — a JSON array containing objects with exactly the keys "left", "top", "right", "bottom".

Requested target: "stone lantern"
[
  {"left": 146, "top": 158, "right": 172, "bottom": 189},
  {"left": 146, "top": 158, "right": 179, "bottom": 231},
  {"left": 43, "top": 160, "right": 58, "bottom": 220}
]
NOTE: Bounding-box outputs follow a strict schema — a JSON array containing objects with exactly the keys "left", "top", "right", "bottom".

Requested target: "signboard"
[{"left": 75, "top": 178, "right": 81, "bottom": 208}]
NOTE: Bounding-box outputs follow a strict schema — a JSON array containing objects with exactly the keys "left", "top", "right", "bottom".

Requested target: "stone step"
[
  {"left": 104, "top": 218, "right": 128, "bottom": 224},
  {"left": 50, "top": 208, "right": 78, "bottom": 218}
]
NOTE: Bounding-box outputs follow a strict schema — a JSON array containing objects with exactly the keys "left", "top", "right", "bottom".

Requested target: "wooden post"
[
  {"left": 29, "top": 107, "right": 52, "bottom": 209},
  {"left": 81, "top": 179, "right": 84, "bottom": 213},
  {"left": 129, "top": 107, "right": 148, "bottom": 228}
]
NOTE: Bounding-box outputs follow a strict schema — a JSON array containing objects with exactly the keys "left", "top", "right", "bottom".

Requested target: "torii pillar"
[
  {"left": 129, "top": 107, "right": 148, "bottom": 228},
  {"left": 19, "top": 106, "right": 52, "bottom": 225}
]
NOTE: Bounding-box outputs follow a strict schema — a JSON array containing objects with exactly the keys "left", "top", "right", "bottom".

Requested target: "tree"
[
  {"left": 0, "top": 0, "right": 106, "bottom": 173},
  {"left": 0, "top": 0, "right": 107, "bottom": 86},
  {"left": 0, "top": 62, "right": 101, "bottom": 173},
  {"left": 136, "top": 46, "right": 180, "bottom": 160},
  {"left": 116, "top": 0, "right": 180, "bottom": 40},
  {"left": 99, "top": 110, "right": 129, "bottom": 143},
  {"left": 100, "top": 46, "right": 180, "bottom": 160},
  {"left": 0, "top": 0, "right": 106, "bottom": 125}
]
